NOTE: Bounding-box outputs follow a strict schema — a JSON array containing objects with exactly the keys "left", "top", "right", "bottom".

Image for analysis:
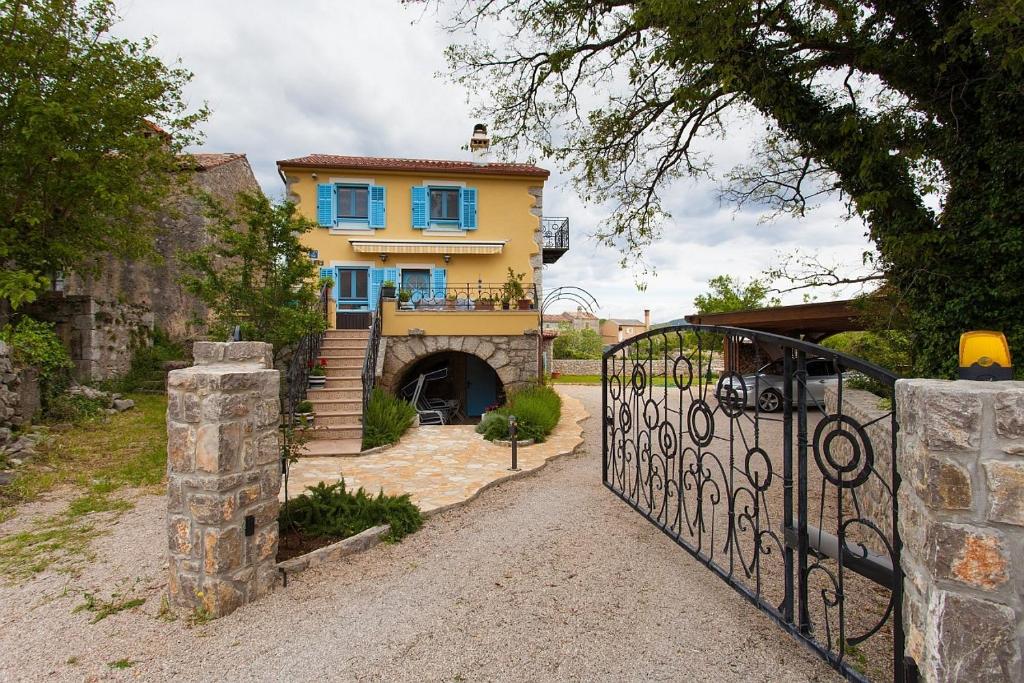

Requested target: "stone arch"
[{"left": 380, "top": 334, "right": 538, "bottom": 396}]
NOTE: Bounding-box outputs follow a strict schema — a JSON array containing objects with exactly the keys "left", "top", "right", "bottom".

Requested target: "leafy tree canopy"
[
  {"left": 0, "top": 0, "right": 205, "bottom": 310},
  {"left": 694, "top": 275, "right": 779, "bottom": 315},
  {"left": 180, "top": 191, "right": 328, "bottom": 360},
  {"left": 553, "top": 324, "right": 603, "bottom": 359},
  {"left": 441, "top": 0, "right": 1024, "bottom": 377}
]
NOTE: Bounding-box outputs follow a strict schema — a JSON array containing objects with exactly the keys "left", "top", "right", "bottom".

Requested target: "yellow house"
[{"left": 276, "top": 127, "right": 569, "bottom": 448}]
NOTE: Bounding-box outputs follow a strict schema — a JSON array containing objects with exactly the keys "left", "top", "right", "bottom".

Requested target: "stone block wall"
[
  {"left": 552, "top": 357, "right": 725, "bottom": 377},
  {"left": 166, "top": 341, "right": 281, "bottom": 618},
  {"left": 24, "top": 294, "right": 153, "bottom": 381},
  {"left": 896, "top": 379, "right": 1024, "bottom": 682},
  {"left": 0, "top": 342, "right": 21, "bottom": 428}
]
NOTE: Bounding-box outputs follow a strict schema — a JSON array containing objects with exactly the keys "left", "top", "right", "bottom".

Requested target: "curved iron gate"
[{"left": 602, "top": 325, "right": 907, "bottom": 682}]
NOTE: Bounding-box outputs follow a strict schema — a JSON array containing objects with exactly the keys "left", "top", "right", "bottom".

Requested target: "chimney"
[
  {"left": 644, "top": 309, "right": 650, "bottom": 329},
  {"left": 470, "top": 123, "right": 491, "bottom": 164}
]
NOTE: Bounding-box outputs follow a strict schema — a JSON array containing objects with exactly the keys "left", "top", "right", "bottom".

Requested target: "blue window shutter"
[
  {"left": 460, "top": 187, "right": 477, "bottom": 229},
  {"left": 369, "top": 267, "right": 385, "bottom": 310},
  {"left": 382, "top": 267, "right": 398, "bottom": 286},
  {"left": 317, "top": 184, "right": 335, "bottom": 227},
  {"left": 411, "top": 186, "right": 428, "bottom": 228},
  {"left": 431, "top": 267, "right": 447, "bottom": 298},
  {"left": 319, "top": 266, "right": 339, "bottom": 302},
  {"left": 369, "top": 185, "right": 386, "bottom": 228}
]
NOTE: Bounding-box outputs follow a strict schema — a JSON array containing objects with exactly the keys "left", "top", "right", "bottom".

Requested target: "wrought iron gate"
[{"left": 602, "top": 325, "right": 908, "bottom": 682}]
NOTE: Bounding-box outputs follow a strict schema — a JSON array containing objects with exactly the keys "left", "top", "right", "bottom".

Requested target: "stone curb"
[
  {"left": 492, "top": 438, "right": 535, "bottom": 448},
  {"left": 276, "top": 524, "right": 390, "bottom": 575}
]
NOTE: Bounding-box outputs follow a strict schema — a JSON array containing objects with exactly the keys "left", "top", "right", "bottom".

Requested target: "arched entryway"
[{"left": 396, "top": 351, "right": 505, "bottom": 421}]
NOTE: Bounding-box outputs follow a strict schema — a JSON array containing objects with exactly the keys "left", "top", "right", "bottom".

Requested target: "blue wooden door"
[{"left": 466, "top": 355, "right": 496, "bottom": 417}]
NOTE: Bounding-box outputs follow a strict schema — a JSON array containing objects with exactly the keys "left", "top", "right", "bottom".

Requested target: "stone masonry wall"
[
  {"left": 25, "top": 295, "right": 153, "bottom": 382},
  {"left": 381, "top": 334, "right": 540, "bottom": 393},
  {"left": 0, "top": 342, "right": 20, "bottom": 428},
  {"left": 896, "top": 379, "right": 1024, "bottom": 682},
  {"left": 166, "top": 341, "right": 281, "bottom": 618}
]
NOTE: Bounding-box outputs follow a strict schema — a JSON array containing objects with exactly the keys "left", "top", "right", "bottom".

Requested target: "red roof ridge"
[{"left": 277, "top": 153, "right": 549, "bottom": 178}]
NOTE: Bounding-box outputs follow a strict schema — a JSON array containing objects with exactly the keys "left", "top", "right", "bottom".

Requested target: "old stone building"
[{"left": 31, "top": 153, "right": 260, "bottom": 381}]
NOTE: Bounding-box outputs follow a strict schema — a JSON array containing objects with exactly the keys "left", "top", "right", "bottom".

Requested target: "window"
[
  {"left": 429, "top": 187, "right": 460, "bottom": 222},
  {"left": 337, "top": 185, "right": 369, "bottom": 220},
  {"left": 401, "top": 268, "right": 431, "bottom": 296},
  {"left": 337, "top": 267, "right": 369, "bottom": 310},
  {"left": 806, "top": 359, "right": 836, "bottom": 377}
]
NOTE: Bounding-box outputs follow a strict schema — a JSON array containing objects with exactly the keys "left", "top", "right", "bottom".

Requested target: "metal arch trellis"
[{"left": 601, "top": 323, "right": 909, "bottom": 683}]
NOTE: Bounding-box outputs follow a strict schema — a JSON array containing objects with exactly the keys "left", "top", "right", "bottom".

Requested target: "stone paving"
[{"left": 284, "top": 387, "right": 587, "bottom": 513}]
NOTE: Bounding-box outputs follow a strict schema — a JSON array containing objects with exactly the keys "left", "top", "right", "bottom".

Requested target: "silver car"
[{"left": 721, "top": 358, "right": 841, "bottom": 412}]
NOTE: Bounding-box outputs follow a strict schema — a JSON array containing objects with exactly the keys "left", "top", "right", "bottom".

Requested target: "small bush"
[
  {"left": 115, "top": 328, "right": 187, "bottom": 392},
  {"left": 280, "top": 479, "right": 422, "bottom": 542},
  {"left": 362, "top": 388, "right": 416, "bottom": 450},
  {"left": 477, "top": 385, "right": 562, "bottom": 443},
  {"left": 43, "top": 394, "right": 106, "bottom": 424},
  {"left": 1, "top": 317, "right": 73, "bottom": 404}
]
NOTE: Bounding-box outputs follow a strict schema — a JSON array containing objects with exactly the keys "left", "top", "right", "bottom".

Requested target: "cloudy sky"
[{"left": 114, "top": 0, "right": 876, "bottom": 324}]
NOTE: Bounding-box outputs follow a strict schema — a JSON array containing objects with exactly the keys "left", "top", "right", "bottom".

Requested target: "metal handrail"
[
  {"left": 282, "top": 284, "right": 330, "bottom": 424},
  {"left": 541, "top": 216, "right": 569, "bottom": 250},
  {"left": 392, "top": 282, "right": 540, "bottom": 309},
  {"left": 361, "top": 288, "right": 384, "bottom": 430}
]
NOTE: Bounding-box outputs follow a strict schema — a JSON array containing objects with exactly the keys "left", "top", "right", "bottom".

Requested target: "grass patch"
[
  {"left": 74, "top": 583, "right": 146, "bottom": 623},
  {"left": 108, "top": 659, "right": 135, "bottom": 670},
  {"left": 549, "top": 374, "right": 602, "bottom": 384},
  {"left": 477, "top": 385, "right": 562, "bottom": 443},
  {"left": 550, "top": 373, "right": 719, "bottom": 386},
  {"left": 278, "top": 479, "right": 423, "bottom": 560},
  {"left": 0, "top": 393, "right": 168, "bottom": 579},
  {"left": 361, "top": 388, "right": 416, "bottom": 450}
]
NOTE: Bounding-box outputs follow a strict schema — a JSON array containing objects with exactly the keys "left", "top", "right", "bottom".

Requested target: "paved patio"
[{"left": 284, "top": 387, "right": 587, "bottom": 513}]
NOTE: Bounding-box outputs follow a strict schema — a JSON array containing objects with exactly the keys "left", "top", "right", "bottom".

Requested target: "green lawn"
[
  {"left": 0, "top": 393, "right": 168, "bottom": 579},
  {"left": 549, "top": 373, "right": 719, "bottom": 387}
]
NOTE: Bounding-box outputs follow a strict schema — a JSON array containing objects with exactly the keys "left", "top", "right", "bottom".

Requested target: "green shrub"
[
  {"left": 280, "top": 479, "right": 422, "bottom": 542},
  {"left": 115, "top": 328, "right": 187, "bottom": 392},
  {"left": 43, "top": 394, "right": 106, "bottom": 424},
  {"left": 477, "top": 385, "right": 562, "bottom": 443},
  {"left": 361, "top": 388, "right": 416, "bottom": 450},
  {"left": 0, "top": 317, "right": 74, "bottom": 404}
]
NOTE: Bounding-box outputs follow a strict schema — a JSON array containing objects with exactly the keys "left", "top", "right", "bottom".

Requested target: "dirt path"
[{"left": 0, "top": 385, "right": 838, "bottom": 682}]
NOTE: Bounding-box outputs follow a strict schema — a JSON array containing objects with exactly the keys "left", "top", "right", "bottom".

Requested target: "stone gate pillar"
[
  {"left": 897, "top": 379, "right": 1024, "bottom": 682},
  {"left": 166, "top": 342, "right": 281, "bottom": 617}
]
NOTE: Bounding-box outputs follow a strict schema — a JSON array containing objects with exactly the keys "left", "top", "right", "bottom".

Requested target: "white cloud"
[{"left": 113, "top": 0, "right": 875, "bottom": 324}]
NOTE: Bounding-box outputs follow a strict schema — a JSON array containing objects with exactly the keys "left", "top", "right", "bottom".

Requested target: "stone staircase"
[{"left": 304, "top": 328, "right": 367, "bottom": 456}]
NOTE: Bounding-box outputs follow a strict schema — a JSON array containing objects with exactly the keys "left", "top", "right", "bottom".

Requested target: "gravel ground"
[{"left": 0, "top": 385, "right": 839, "bottom": 682}]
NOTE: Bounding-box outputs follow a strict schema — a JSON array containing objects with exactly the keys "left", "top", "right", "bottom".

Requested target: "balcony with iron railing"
[
  {"left": 541, "top": 217, "right": 569, "bottom": 263},
  {"left": 379, "top": 282, "right": 540, "bottom": 336}
]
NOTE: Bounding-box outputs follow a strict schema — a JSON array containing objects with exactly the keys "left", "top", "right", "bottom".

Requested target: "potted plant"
[
  {"left": 398, "top": 289, "right": 414, "bottom": 309},
  {"left": 475, "top": 295, "right": 495, "bottom": 311},
  {"left": 500, "top": 295, "right": 511, "bottom": 310},
  {"left": 381, "top": 280, "right": 396, "bottom": 299},
  {"left": 445, "top": 292, "right": 458, "bottom": 310},
  {"left": 503, "top": 268, "right": 531, "bottom": 309},
  {"left": 295, "top": 400, "right": 315, "bottom": 428},
  {"left": 308, "top": 363, "right": 326, "bottom": 388}
]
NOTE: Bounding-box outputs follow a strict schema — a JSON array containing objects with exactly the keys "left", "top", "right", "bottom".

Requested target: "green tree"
[
  {"left": 693, "top": 275, "right": 778, "bottom": 315},
  {"left": 553, "top": 324, "right": 603, "bottom": 359},
  {"left": 180, "top": 192, "right": 327, "bottom": 361},
  {"left": 443, "top": 1, "right": 1024, "bottom": 377},
  {"left": 0, "top": 0, "right": 205, "bottom": 311}
]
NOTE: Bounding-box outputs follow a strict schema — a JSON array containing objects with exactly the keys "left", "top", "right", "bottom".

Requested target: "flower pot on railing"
[
  {"left": 501, "top": 299, "right": 511, "bottom": 310},
  {"left": 475, "top": 298, "right": 496, "bottom": 311},
  {"left": 381, "top": 285, "right": 396, "bottom": 299},
  {"left": 517, "top": 299, "right": 533, "bottom": 310},
  {"left": 445, "top": 296, "right": 458, "bottom": 310}
]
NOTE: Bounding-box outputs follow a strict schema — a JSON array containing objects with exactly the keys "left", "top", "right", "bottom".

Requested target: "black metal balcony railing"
[
  {"left": 391, "top": 283, "right": 539, "bottom": 311},
  {"left": 541, "top": 216, "right": 569, "bottom": 263}
]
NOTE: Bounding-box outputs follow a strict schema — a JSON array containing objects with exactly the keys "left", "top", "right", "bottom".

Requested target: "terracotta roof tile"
[
  {"left": 277, "top": 154, "right": 549, "bottom": 178},
  {"left": 180, "top": 153, "right": 246, "bottom": 171}
]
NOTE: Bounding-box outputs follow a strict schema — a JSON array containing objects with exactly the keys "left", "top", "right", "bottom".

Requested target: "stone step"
[
  {"left": 298, "top": 438, "right": 363, "bottom": 457},
  {"left": 324, "top": 367, "right": 362, "bottom": 379},
  {"left": 308, "top": 425, "right": 363, "bottom": 440},
  {"left": 325, "top": 329, "right": 369, "bottom": 339},
  {"left": 321, "top": 340, "right": 367, "bottom": 350},
  {"left": 308, "top": 398, "right": 362, "bottom": 412},
  {"left": 316, "top": 411, "right": 362, "bottom": 427},
  {"left": 307, "top": 387, "right": 362, "bottom": 401},
  {"left": 323, "top": 377, "right": 362, "bottom": 390},
  {"left": 321, "top": 354, "right": 365, "bottom": 364}
]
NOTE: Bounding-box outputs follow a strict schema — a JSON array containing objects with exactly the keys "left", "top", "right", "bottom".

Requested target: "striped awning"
[{"left": 348, "top": 239, "right": 505, "bottom": 255}]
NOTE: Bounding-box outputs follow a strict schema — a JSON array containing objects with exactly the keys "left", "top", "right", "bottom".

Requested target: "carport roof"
[{"left": 682, "top": 299, "right": 869, "bottom": 341}]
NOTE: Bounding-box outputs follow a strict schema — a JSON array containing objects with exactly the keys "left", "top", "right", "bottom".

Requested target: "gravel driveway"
[{"left": 0, "top": 385, "right": 838, "bottom": 682}]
